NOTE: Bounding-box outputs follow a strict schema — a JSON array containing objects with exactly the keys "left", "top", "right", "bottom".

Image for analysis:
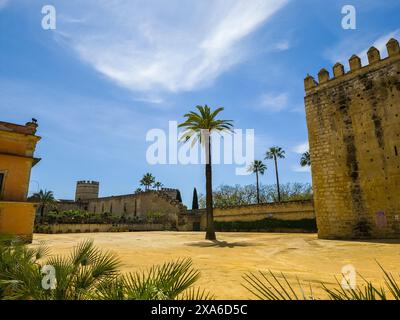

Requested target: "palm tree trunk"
[
  {"left": 274, "top": 155, "right": 281, "bottom": 202},
  {"left": 205, "top": 134, "right": 216, "bottom": 241},
  {"left": 40, "top": 204, "right": 45, "bottom": 224},
  {"left": 256, "top": 171, "right": 260, "bottom": 204}
]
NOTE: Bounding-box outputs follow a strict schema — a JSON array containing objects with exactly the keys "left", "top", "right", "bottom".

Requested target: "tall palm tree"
[
  {"left": 248, "top": 160, "right": 267, "bottom": 204},
  {"left": 300, "top": 151, "right": 311, "bottom": 167},
  {"left": 140, "top": 173, "right": 155, "bottom": 191},
  {"left": 153, "top": 181, "right": 163, "bottom": 191},
  {"left": 31, "top": 189, "right": 55, "bottom": 224},
  {"left": 265, "top": 146, "right": 285, "bottom": 202},
  {"left": 179, "top": 105, "right": 233, "bottom": 241}
]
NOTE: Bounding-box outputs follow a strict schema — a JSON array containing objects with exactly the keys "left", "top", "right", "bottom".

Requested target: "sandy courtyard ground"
[{"left": 31, "top": 232, "right": 400, "bottom": 299}]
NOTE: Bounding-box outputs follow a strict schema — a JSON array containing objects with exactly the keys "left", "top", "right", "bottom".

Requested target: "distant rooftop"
[{"left": 0, "top": 119, "right": 38, "bottom": 135}]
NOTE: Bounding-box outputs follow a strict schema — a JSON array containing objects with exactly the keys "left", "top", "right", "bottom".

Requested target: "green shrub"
[{"left": 214, "top": 218, "right": 317, "bottom": 232}]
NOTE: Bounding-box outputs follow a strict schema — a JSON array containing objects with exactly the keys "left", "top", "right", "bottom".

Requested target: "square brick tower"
[{"left": 304, "top": 38, "right": 400, "bottom": 239}]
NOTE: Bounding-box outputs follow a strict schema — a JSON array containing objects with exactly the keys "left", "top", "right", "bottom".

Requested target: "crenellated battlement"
[
  {"left": 77, "top": 180, "right": 99, "bottom": 185},
  {"left": 75, "top": 180, "right": 100, "bottom": 201},
  {"left": 161, "top": 187, "right": 178, "bottom": 192},
  {"left": 304, "top": 36, "right": 400, "bottom": 239},
  {"left": 304, "top": 38, "right": 400, "bottom": 92}
]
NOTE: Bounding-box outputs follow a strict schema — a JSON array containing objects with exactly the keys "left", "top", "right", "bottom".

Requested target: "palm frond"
[
  {"left": 120, "top": 258, "right": 201, "bottom": 300},
  {"left": 1, "top": 241, "right": 210, "bottom": 300},
  {"left": 242, "top": 270, "right": 311, "bottom": 300},
  {"left": 178, "top": 287, "right": 215, "bottom": 300}
]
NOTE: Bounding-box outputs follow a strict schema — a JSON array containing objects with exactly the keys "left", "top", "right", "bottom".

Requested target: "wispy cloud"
[
  {"left": 0, "top": 78, "right": 165, "bottom": 160},
  {"left": 292, "top": 165, "right": 310, "bottom": 173},
  {"left": 259, "top": 92, "right": 289, "bottom": 112},
  {"left": 325, "top": 30, "right": 400, "bottom": 67},
  {"left": 0, "top": 0, "right": 9, "bottom": 10},
  {"left": 274, "top": 40, "right": 291, "bottom": 51},
  {"left": 55, "top": 0, "right": 289, "bottom": 93},
  {"left": 292, "top": 141, "right": 309, "bottom": 154},
  {"left": 133, "top": 96, "right": 164, "bottom": 105},
  {"left": 356, "top": 30, "right": 400, "bottom": 65}
]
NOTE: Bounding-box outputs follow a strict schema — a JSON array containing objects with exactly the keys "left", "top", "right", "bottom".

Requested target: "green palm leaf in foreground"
[
  {"left": 243, "top": 271, "right": 315, "bottom": 300},
  {"left": 95, "top": 258, "right": 213, "bottom": 300},
  {"left": 243, "top": 263, "right": 400, "bottom": 300},
  {"left": 0, "top": 239, "right": 211, "bottom": 300}
]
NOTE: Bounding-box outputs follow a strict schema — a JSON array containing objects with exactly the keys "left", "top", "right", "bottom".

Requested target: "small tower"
[{"left": 75, "top": 181, "right": 99, "bottom": 201}]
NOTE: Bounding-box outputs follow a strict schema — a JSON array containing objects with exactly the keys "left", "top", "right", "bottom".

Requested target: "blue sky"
[{"left": 1, "top": 0, "right": 399, "bottom": 206}]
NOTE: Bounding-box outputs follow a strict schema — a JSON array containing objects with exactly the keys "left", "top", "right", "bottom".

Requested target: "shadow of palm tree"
[{"left": 186, "top": 240, "right": 258, "bottom": 248}]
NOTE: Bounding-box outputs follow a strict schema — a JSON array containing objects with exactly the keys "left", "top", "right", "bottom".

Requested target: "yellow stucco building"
[{"left": 0, "top": 119, "right": 41, "bottom": 242}]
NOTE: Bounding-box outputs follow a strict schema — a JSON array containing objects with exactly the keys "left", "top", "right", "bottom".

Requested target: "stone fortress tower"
[
  {"left": 304, "top": 38, "right": 400, "bottom": 239},
  {"left": 75, "top": 180, "right": 99, "bottom": 201}
]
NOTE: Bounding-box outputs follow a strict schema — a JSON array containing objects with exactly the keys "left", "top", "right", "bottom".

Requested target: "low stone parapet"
[{"left": 34, "top": 223, "right": 165, "bottom": 234}]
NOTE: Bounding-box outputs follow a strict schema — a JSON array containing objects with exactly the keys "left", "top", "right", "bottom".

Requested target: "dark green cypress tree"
[
  {"left": 176, "top": 189, "right": 182, "bottom": 203},
  {"left": 192, "top": 188, "right": 199, "bottom": 210}
]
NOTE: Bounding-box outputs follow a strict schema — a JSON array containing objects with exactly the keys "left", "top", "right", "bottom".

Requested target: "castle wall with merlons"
[{"left": 304, "top": 38, "right": 400, "bottom": 239}]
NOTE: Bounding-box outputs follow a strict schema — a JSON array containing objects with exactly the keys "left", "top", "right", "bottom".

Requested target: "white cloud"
[
  {"left": 325, "top": 30, "right": 400, "bottom": 67},
  {"left": 259, "top": 92, "right": 288, "bottom": 112},
  {"left": 290, "top": 105, "right": 305, "bottom": 114},
  {"left": 0, "top": 0, "right": 9, "bottom": 9},
  {"left": 292, "top": 165, "right": 310, "bottom": 173},
  {"left": 55, "top": 0, "right": 289, "bottom": 93},
  {"left": 274, "top": 40, "right": 291, "bottom": 51},
  {"left": 133, "top": 96, "right": 164, "bottom": 105},
  {"left": 292, "top": 141, "right": 309, "bottom": 154},
  {"left": 357, "top": 30, "right": 400, "bottom": 65}
]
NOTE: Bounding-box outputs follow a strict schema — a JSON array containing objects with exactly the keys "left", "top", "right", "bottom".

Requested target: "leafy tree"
[
  {"left": 178, "top": 105, "right": 233, "bottom": 241},
  {"left": 192, "top": 188, "right": 199, "bottom": 210},
  {"left": 199, "top": 183, "right": 313, "bottom": 207},
  {"left": 248, "top": 160, "right": 267, "bottom": 204},
  {"left": 31, "top": 189, "right": 55, "bottom": 224},
  {"left": 265, "top": 146, "right": 285, "bottom": 202},
  {"left": 300, "top": 151, "right": 311, "bottom": 167},
  {"left": 140, "top": 173, "right": 156, "bottom": 191}
]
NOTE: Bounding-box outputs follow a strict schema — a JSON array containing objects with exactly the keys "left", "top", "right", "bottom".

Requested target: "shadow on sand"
[
  {"left": 185, "top": 240, "right": 258, "bottom": 248},
  {"left": 317, "top": 238, "right": 400, "bottom": 245}
]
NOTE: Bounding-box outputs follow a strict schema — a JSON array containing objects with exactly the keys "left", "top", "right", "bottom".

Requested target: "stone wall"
[
  {"left": 44, "top": 190, "right": 187, "bottom": 229},
  {"left": 304, "top": 38, "right": 400, "bottom": 239},
  {"left": 36, "top": 223, "right": 165, "bottom": 234},
  {"left": 182, "top": 200, "right": 315, "bottom": 232},
  {"left": 86, "top": 191, "right": 186, "bottom": 226},
  {"left": 37, "top": 199, "right": 315, "bottom": 234}
]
